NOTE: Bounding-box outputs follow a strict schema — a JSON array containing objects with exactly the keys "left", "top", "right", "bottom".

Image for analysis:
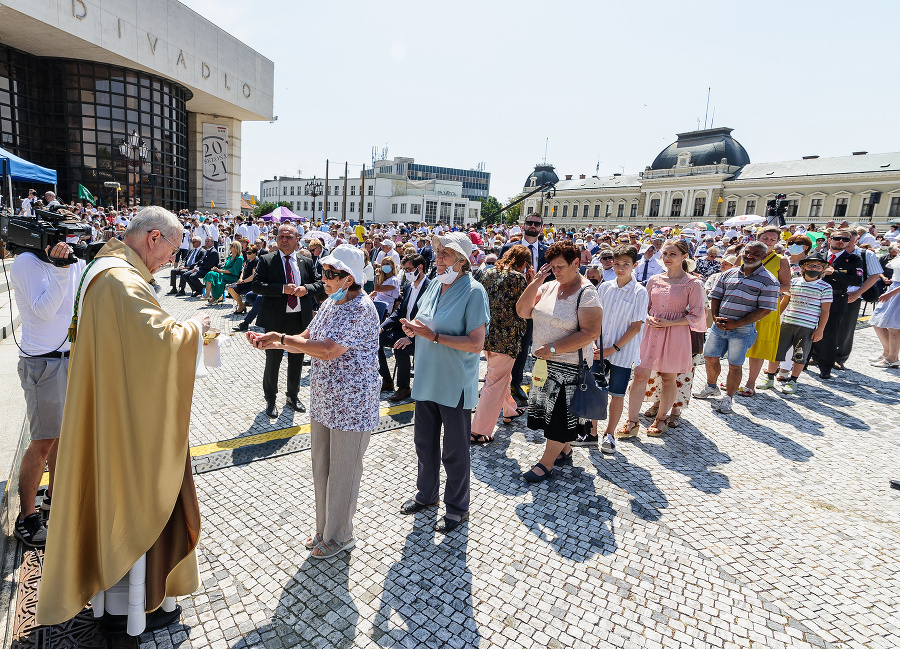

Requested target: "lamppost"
[
  {"left": 305, "top": 176, "right": 323, "bottom": 223},
  {"left": 118, "top": 129, "right": 148, "bottom": 208}
]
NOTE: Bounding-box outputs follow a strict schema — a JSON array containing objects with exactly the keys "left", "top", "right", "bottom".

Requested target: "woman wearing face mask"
[
  {"left": 784, "top": 234, "right": 813, "bottom": 277},
  {"left": 398, "top": 232, "right": 490, "bottom": 534},
  {"left": 370, "top": 257, "right": 400, "bottom": 322},
  {"left": 246, "top": 245, "right": 379, "bottom": 559}
]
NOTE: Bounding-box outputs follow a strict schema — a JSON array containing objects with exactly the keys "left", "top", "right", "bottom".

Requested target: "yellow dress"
[{"left": 747, "top": 251, "right": 783, "bottom": 361}]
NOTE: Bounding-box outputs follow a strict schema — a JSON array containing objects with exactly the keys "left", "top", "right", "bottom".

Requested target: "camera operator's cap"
[
  {"left": 432, "top": 231, "right": 472, "bottom": 262},
  {"left": 318, "top": 244, "right": 365, "bottom": 285},
  {"left": 722, "top": 254, "right": 739, "bottom": 266},
  {"left": 639, "top": 243, "right": 654, "bottom": 254}
]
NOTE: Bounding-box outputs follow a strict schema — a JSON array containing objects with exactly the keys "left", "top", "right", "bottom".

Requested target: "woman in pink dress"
[{"left": 619, "top": 240, "right": 705, "bottom": 437}]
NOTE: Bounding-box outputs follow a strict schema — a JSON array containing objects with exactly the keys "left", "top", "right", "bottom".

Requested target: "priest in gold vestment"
[{"left": 37, "top": 206, "right": 210, "bottom": 635}]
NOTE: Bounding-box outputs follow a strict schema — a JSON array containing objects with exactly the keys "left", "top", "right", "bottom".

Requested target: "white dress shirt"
[{"left": 405, "top": 278, "right": 425, "bottom": 321}]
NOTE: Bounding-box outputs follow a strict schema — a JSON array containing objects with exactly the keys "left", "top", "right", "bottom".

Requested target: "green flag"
[{"left": 78, "top": 184, "right": 95, "bottom": 205}]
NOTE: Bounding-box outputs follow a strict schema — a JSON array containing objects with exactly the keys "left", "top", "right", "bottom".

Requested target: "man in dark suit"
[
  {"left": 168, "top": 236, "right": 204, "bottom": 294},
  {"left": 500, "top": 212, "right": 548, "bottom": 403},
  {"left": 378, "top": 253, "right": 430, "bottom": 402},
  {"left": 253, "top": 224, "right": 323, "bottom": 417},
  {"left": 809, "top": 230, "right": 863, "bottom": 379},
  {"left": 184, "top": 237, "right": 220, "bottom": 296}
]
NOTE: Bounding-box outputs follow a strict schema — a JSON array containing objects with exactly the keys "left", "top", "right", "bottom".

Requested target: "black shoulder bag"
[{"left": 569, "top": 286, "right": 609, "bottom": 421}]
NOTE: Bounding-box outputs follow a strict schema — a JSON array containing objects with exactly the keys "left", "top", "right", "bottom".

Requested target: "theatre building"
[
  {"left": 523, "top": 128, "right": 900, "bottom": 227},
  {"left": 0, "top": 0, "right": 274, "bottom": 213}
]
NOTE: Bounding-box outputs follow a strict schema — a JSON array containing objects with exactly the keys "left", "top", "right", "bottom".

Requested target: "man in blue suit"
[
  {"left": 184, "top": 237, "right": 220, "bottom": 296},
  {"left": 500, "top": 212, "right": 549, "bottom": 404},
  {"left": 378, "top": 253, "right": 430, "bottom": 402}
]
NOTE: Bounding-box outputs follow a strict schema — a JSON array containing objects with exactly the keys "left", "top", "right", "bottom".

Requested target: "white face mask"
[{"left": 436, "top": 264, "right": 460, "bottom": 285}]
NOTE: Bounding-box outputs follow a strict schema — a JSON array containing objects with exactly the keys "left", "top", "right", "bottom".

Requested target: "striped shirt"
[
  {"left": 597, "top": 278, "right": 649, "bottom": 369},
  {"left": 782, "top": 277, "right": 832, "bottom": 329},
  {"left": 708, "top": 265, "right": 779, "bottom": 319}
]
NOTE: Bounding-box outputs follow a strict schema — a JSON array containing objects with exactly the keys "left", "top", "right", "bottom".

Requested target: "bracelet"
[
  {"left": 613, "top": 343, "right": 621, "bottom": 352},
  {"left": 280, "top": 333, "right": 285, "bottom": 345},
  {"left": 433, "top": 331, "right": 439, "bottom": 344}
]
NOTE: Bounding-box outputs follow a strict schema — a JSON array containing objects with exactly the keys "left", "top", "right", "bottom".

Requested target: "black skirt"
[{"left": 527, "top": 360, "right": 591, "bottom": 443}]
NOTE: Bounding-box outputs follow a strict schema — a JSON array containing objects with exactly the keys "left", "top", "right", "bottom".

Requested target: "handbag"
[{"left": 569, "top": 287, "right": 609, "bottom": 421}]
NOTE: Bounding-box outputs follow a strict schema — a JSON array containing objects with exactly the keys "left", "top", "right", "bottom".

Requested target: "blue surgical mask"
[
  {"left": 329, "top": 285, "right": 348, "bottom": 301},
  {"left": 787, "top": 244, "right": 805, "bottom": 255},
  {"left": 382, "top": 265, "right": 392, "bottom": 274}
]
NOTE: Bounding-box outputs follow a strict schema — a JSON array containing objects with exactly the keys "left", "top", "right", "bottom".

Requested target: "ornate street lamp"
[
  {"left": 305, "top": 176, "right": 323, "bottom": 221},
  {"left": 118, "top": 129, "right": 149, "bottom": 208}
]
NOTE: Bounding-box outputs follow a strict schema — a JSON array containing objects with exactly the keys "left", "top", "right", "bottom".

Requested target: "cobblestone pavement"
[{"left": 124, "top": 280, "right": 900, "bottom": 648}]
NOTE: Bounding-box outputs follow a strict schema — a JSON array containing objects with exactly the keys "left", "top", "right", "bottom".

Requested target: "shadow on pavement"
[
  {"left": 716, "top": 411, "right": 814, "bottom": 462},
  {"left": 372, "top": 515, "right": 480, "bottom": 649},
  {"left": 230, "top": 553, "right": 359, "bottom": 649},
  {"left": 587, "top": 448, "right": 671, "bottom": 521}
]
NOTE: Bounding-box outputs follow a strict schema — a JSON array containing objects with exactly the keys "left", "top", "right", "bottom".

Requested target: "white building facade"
[{"left": 259, "top": 174, "right": 481, "bottom": 226}]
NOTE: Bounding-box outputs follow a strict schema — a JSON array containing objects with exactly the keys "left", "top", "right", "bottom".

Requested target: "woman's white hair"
[{"left": 124, "top": 206, "right": 182, "bottom": 241}]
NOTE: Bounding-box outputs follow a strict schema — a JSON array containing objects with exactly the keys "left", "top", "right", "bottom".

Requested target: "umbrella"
[
  {"left": 688, "top": 221, "right": 715, "bottom": 231},
  {"left": 615, "top": 224, "right": 628, "bottom": 230},
  {"left": 723, "top": 214, "right": 766, "bottom": 226},
  {"left": 303, "top": 230, "right": 335, "bottom": 249},
  {"left": 889, "top": 218, "right": 900, "bottom": 225}
]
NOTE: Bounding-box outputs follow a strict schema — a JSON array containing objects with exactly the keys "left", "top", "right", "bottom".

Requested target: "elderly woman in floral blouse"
[
  {"left": 471, "top": 244, "right": 533, "bottom": 443},
  {"left": 248, "top": 244, "right": 380, "bottom": 560}
]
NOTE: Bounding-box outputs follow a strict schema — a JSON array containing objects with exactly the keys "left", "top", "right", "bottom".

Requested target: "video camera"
[{"left": 0, "top": 207, "right": 104, "bottom": 266}]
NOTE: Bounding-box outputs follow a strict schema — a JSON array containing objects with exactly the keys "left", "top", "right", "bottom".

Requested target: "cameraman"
[{"left": 9, "top": 241, "right": 85, "bottom": 547}]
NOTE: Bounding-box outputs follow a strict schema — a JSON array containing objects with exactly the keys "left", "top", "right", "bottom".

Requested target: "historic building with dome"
[{"left": 521, "top": 127, "right": 900, "bottom": 227}]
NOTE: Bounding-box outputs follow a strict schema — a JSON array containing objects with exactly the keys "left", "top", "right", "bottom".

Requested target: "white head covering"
[{"left": 318, "top": 244, "right": 365, "bottom": 285}]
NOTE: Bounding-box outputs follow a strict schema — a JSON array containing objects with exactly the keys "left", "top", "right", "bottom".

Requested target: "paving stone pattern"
[{"left": 136, "top": 280, "right": 899, "bottom": 648}]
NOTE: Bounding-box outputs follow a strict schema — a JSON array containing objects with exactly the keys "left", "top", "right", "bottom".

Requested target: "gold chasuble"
[{"left": 36, "top": 239, "right": 202, "bottom": 625}]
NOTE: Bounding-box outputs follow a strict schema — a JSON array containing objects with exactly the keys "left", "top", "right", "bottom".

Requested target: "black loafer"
[
  {"left": 435, "top": 512, "right": 469, "bottom": 534},
  {"left": 399, "top": 499, "right": 438, "bottom": 515},
  {"left": 234, "top": 322, "right": 249, "bottom": 332},
  {"left": 286, "top": 396, "right": 306, "bottom": 413},
  {"left": 264, "top": 403, "right": 278, "bottom": 418},
  {"left": 99, "top": 604, "right": 182, "bottom": 636},
  {"left": 510, "top": 385, "right": 528, "bottom": 404}
]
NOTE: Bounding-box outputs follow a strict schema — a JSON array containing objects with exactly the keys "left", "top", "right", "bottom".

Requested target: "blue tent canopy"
[{"left": 0, "top": 146, "right": 57, "bottom": 184}]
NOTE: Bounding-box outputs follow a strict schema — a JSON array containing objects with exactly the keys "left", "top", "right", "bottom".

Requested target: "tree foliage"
[
  {"left": 504, "top": 199, "right": 521, "bottom": 226},
  {"left": 253, "top": 201, "right": 292, "bottom": 217},
  {"left": 478, "top": 196, "right": 503, "bottom": 224}
]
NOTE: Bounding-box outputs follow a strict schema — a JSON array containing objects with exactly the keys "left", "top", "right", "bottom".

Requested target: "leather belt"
[{"left": 31, "top": 350, "right": 70, "bottom": 359}]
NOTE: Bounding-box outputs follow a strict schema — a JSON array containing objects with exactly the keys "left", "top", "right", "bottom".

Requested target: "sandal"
[
  {"left": 304, "top": 532, "right": 322, "bottom": 550},
  {"left": 310, "top": 537, "right": 355, "bottom": 560},
  {"left": 616, "top": 420, "right": 640, "bottom": 439},
  {"left": 502, "top": 407, "right": 527, "bottom": 425},
  {"left": 736, "top": 386, "right": 755, "bottom": 397},
  {"left": 646, "top": 418, "right": 668, "bottom": 437},
  {"left": 667, "top": 412, "right": 682, "bottom": 427},
  {"left": 554, "top": 449, "right": 573, "bottom": 466},
  {"left": 470, "top": 433, "right": 494, "bottom": 445},
  {"left": 643, "top": 405, "right": 659, "bottom": 419},
  {"left": 523, "top": 462, "right": 553, "bottom": 483}
]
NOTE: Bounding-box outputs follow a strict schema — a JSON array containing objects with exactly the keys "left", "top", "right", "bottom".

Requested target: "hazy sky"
[{"left": 181, "top": 0, "right": 900, "bottom": 203}]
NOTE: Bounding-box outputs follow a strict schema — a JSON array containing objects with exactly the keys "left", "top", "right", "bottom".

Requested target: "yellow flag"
[{"left": 211, "top": 201, "right": 215, "bottom": 208}]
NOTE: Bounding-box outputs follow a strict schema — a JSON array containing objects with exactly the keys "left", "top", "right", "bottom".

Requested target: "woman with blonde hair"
[
  {"left": 371, "top": 255, "right": 400, "bottom": 321},
  {"left": 619, "top": 240, "right": 705, "bottom": 437},
  {"left": 204, "top": 240, "right": 244, "bottom": 304}
]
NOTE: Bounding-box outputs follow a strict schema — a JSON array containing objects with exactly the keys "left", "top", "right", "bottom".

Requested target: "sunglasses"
[
  {"left": 322, "top": 269, "right": 349, "bottom": 280},
  {"left": 830, "top": 236, "right": 850, "bottom": 242},
  {"left": 524, "top": 221, "right": 542, "bottom": 226},
  {"left": 600, "top": 256, "right": 613, "bottom": 261}
]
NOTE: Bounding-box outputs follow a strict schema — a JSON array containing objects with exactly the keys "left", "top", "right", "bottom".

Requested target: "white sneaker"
[
  {"left": 694, "top": 383, "right": 721, "bottom": 399},
  {"left": 715, "top": 396, "right": 733, "bottom": 413}
]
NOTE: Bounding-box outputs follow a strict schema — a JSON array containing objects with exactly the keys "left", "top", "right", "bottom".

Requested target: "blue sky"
[{"left": 181, "top": 0, "right": 900, "bottom": 203}]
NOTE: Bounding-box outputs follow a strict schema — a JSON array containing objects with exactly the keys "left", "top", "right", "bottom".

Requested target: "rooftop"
[{"left": 731, "top": 151, "right": 900, "bottom": 181}]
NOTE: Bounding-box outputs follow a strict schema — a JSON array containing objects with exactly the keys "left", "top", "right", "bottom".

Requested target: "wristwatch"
[
  {"left": 613, "top": 343, "right": 621, "bottom": 352},
  {"left": 432, "top": 331, "right": 439, "bottom": 344},
  {"left": 549, "top": 344, "right": 556, "bottom": 355}
]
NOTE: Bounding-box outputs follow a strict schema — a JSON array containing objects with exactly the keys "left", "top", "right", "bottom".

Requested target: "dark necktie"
[
  {"left": 641, "top": 260, "right": 650, "bottom": 282},
  {"left": 284, "top": 256, "right": 298, "bottom": 309}
]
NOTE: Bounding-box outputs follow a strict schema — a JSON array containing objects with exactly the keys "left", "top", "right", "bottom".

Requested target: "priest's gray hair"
[{"left": 124, "top": 206, "right": 182, "bottom": 241}]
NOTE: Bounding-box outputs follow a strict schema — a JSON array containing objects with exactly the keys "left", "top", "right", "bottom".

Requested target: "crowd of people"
[{"left": 6, "top": 192, "right": 900, "bottom": 634}]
